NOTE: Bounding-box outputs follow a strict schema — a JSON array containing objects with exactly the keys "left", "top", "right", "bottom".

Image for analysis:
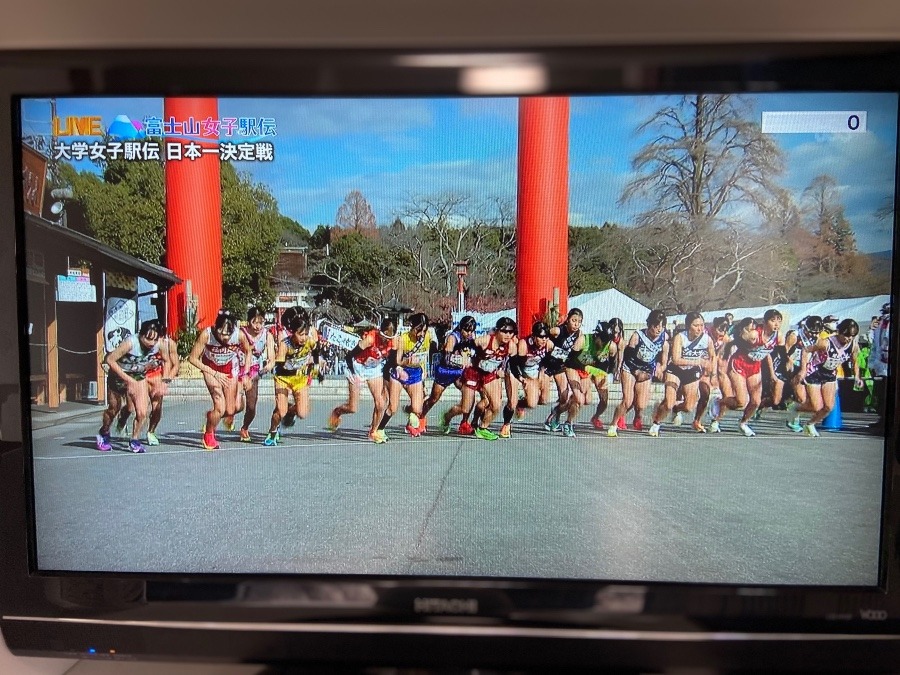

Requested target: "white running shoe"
[
  {"left": 804, "top": 423, "right": 820, "bottom": 438},
  {"left": 672, "top": 412, "right": 684, "bottom": 426},
  {"left": 739, "top": 422, "right": 756, "bottom": 437},
  {"left": 708, "top": 420, "right": 721, "bottom": 433},
  {"left": 648, "top": 423, "right": 661, "bottom": 437},
  {"left": 607, "top": 426, "right": 618, "bottom": 438}
]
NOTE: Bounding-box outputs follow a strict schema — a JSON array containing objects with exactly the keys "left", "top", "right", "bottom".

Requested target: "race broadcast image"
[{"left": 18, "top": 94, "right": 896, "bottom": 585}]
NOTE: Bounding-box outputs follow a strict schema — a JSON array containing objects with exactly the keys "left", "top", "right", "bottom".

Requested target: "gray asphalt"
[{"left": 30, "top": 398, "right": 885, "bottom": 586}]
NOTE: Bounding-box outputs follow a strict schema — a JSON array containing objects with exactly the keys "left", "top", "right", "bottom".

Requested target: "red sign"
[{"left": 21, "top": 145, "right": 47, "bottom": 217}]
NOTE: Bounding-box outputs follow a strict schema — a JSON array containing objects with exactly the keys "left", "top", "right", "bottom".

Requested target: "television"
[{"left": 1, "top": 44, "right": 900, "bottom": 672}]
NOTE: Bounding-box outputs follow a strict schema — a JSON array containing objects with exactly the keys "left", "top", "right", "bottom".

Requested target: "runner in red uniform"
[
  {"left": 710, "top": 317, "right": 768, "bottom": 437},
  {"left": 188, "top": 309, "right": 253, "bottom": 450},
  {"left": 329, "top": 317, "right": 396, "bottom": 444},
  {"left": 442, "top": 317, "right": 517, "bottom": 441}
]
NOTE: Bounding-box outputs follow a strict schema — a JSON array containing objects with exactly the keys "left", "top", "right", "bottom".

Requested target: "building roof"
[{"left": 25, "top": 214, "right": 182, "bottom": 288}]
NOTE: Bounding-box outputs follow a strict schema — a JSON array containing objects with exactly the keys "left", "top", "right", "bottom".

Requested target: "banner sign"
[{"left": 321, "top": 322, "right": 360, "bottom": 351}]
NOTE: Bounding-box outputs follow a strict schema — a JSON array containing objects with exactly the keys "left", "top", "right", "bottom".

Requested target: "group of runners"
[{"left": 94, "top": 301, "right": 875, "bottom": 452}]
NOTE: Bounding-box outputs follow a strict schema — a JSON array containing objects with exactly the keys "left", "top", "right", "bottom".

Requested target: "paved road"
[{"left": 30, "top": 397, "right": 885, "bottom": 586}]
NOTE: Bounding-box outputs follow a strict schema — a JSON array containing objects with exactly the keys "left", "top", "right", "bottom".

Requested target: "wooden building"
[{"left": 24, "top": 213, "right": 181, "bottom": 408}]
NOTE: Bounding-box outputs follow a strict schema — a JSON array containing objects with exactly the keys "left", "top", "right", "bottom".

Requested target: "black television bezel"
[{"left": 2, "top": 44, "right": 900, "bottom": 671}]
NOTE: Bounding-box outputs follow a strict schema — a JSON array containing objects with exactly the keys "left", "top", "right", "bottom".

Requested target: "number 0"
[{"left": 848, "top": 114, "right": 860, "bottom": 130}]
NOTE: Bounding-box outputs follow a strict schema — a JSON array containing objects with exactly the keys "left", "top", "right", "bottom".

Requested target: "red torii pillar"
[
  {"left": 164, "top": 98, "right": 222, "bottom": 333},
  {"left": 516, "top": 97, "right": 570, "bottom": 333}
]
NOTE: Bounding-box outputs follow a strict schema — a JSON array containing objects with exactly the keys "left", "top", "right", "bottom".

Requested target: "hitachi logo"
[{"left": 413, "top": 597, "right": 479, "bottom": 614}]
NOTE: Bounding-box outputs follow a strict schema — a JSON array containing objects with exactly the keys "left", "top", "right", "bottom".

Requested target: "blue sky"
[{"left": 21, "top": 92, "right": 898, "bottom": 252}]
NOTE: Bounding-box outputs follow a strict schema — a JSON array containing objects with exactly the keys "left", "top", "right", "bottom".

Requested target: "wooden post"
[
  {"left": 47, "top": 298, "right": 59, "bottom": 408},
  {"left": 96, "top": 321, "right": 106, "bottom": 404}
]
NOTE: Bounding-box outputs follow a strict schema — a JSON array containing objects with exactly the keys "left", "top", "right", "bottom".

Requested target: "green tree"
[
  {"left": 310, "top": 231, "right": 415, "bottom": 321},
  {"left": 279, "top": 215, "right": 310, "bottom": 247},
  {"left": 220, "top": 163, "right": 284, "bottom": 313},
  {"left": 60, "top": 158, "right": 288, "bottom": 318},
  {"left": 58, "top": 158, "right": 166, "bottom": 264}
]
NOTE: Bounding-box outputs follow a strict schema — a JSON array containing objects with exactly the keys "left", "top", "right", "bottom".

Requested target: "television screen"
[{"left": 16, "top": 90, "right": 895, "bottom": 588}]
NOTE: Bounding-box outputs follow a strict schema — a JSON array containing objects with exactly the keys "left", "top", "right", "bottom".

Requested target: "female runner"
[
  {"left": 421, "top": 315, "right": 477, "bottom": 425},
  {"left": 541, "top": 308, "right": 586, "bottom": 438},
  {"left": 796, "top": 319, "right": 863, "bottom": 437},
  {"left": 442, "top": 317, "right": 518, "bottom": 440},
  {"left": 329, "top": 317, "right": 396, "bottom": 444},
  {"left": 236, "top": 307, "right": 276, "bottom": 442},
  {"left": 649, "top": 312, "right": 715, "bottom": 436},
  {"left": 503, "top": 321, "right": 553, "bottom": 438},
  {"left": 98, "top": 319, "right": 166, "bottom": 453},
  {"left": 188, "top": 310, "right": 253, "bottom": 450},
  {"left": 709, "top": 317, "right": 771, "bottom": 437},
  {"left": 263, "top": 314, "right": 322, "bottom": 446},
  {"left": 607, "top": 310, "right": 668, "bottom": 438},
  {"left": 387, "top": 313, "right": 431, "bottom": 437}
]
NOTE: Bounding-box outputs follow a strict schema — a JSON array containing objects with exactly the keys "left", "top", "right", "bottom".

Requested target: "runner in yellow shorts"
[{"left": 264, "top": 313, "right": 321, "bottom": 446}]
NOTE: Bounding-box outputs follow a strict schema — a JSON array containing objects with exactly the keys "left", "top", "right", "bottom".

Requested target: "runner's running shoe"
[
  {"left": 239, "top": 428, "right": 251, "bottom": 442},
  {"left": 786, "top": 418, "right": 803, "bottom": 433},
  {"left": 607, "top": 426, "right": 618, "bottom": 438},
  {"left": 129, "top": 439, "right": 146, "bottom": 454},
  {"left": 327, "top": 410, "right": 341, "bottom": 432},
  {"left": 96, "top": 434, "right": 112, "bottom": 452},
  {"left": 616, "top": 416, "right": 627, "bottom": 431},
  {"left": 544, "top": 413, "right": 561, "bottom": 432},
  {"left": 739, "top": 422, "right": 756, "bottom": 437},
  {"left": 440, "top": 411, "right": 452, "bottom": 435},
  {"left": 709, "top": 420, "right": 722, "bottom": 433},
  {"left": 263, "top": 432, "right": 278, "bottom": 447},
  {"left": 648, "top": 423, "right": 661, "bottom": 437},
  {"left": 405, "top": 424, "right": 421, "bottom": 437},
  {"left": 474, "top": 427, "right": 499, "bottom": 441},
  {"left": 499, "top": 424, "right": 511, "bottom": 439},
  {"left": 632, "top": 418, "right": 644, "bottom": 431},
  {"left": 458, "top": 421, "right": 475, "bottom": 436},
  {"left": 672, "top": 412, "right": 684, "bottom": 427},
  {"left": 515, "top": 405, "right": 526, "bottom": 421},
  {"left": 590, "top": 415, "right": 604, "bottom": 430},
  {"left": 804, "top": 423, "right": 820, "bottom": 438},
  {"left": 562, "top": 423, "right": 576, "bottom": 438},
  {"left": 223, "top": 415, "right": 235, "bottom": 432},
  {"left": 692, "top": 420, "right": 706, "bottom": 433},
  {"left": 202, "top": 433, "right": 220, "bottom": 450},
  {"left": 146, "top": 431, "right": 160, "bottom": 446},
  {"left": 709, "top": 396, "right": 721, "bottom": 421},
  {"left": 281, "top": 410, "right": 296, "bottom": 428}
]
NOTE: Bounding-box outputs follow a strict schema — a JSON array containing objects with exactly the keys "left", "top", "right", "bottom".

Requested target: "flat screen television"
[{"left": 1, "top": 44, "right": 900, "bottom": 672}]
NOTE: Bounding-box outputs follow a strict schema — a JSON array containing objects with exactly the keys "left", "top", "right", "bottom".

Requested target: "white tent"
[
  {"left": 669, "top": 295, "right": 891, "bottom": 330},
  {"left": 452, "top": 288, "right": 652, "bottom": 334}
]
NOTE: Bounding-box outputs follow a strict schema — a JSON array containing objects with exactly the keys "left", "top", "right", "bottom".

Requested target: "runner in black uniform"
[
  {"left": 796, "top": 318, "right": 863, "bottom": 437},
  {"left": 503, "top": 321, "right": 552, "bottom": 438},
  {"left": 785, "top": 316, "right": 823, "bottom": 432},
  {"left": 608, "top": 310, "right": 668, "bottom": 437},
  {"left": 541, "top": 308, "right": 586, "bottom": 438},
  {"left": 648, "top": 312, "right": 714, "bottom": 436},
  {"left": 97, "top": 319, "right": 165, "bottom": 453},
  {"left": 421, "top": 315, "right": 477, "bottom": 422}
]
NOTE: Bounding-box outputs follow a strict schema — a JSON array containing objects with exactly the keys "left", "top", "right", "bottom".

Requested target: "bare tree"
[
  {"left": 621, "top": 94, "right": 785, "bottom": 229},
  {"left": 616, "top": 94, "right": 788, "bottom": 309},
  {"left": 335, "top": 190, "right": 377, "bottom": 234},
  {"left": 395, "top": 192, "right": 515, "bottom": 300}
]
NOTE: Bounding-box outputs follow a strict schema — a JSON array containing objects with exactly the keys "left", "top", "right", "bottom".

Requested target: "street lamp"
[{"left": 453, "top": 260, "right": 469, "bottom": 313}]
